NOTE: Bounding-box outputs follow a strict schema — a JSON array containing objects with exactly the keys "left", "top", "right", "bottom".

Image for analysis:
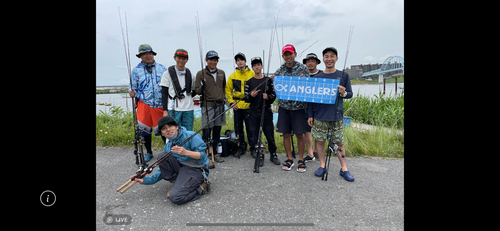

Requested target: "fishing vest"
[{"left": 167, "top": 65, "right": 192, "bottom": 100}]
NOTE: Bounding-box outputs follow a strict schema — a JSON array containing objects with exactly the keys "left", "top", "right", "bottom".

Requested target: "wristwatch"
[{"left": 341, "top": 91, "right": 347, "bottom": 97}]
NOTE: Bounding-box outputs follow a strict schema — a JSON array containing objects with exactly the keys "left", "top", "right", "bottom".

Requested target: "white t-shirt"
[{"left": 159, "top": 66, "right": 196, "bottom": 111}]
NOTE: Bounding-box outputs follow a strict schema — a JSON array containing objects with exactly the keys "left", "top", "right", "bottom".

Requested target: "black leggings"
[
  {"left": 143, "top": 135, "right": 167, "bottom": 154},
  {"left": 202, "top": 126, "right": 221, "bottom": 153}
]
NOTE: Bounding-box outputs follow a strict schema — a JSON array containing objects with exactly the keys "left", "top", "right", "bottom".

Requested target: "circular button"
[{"left": 40, "top": 190, "right": 56, "bottom": 207}]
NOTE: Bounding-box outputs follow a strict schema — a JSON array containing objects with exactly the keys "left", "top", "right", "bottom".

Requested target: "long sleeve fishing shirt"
[{"left": 129, "top": 61, "right": 168, "bottom": 108}]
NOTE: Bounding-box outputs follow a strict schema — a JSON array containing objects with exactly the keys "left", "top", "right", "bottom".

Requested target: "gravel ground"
[{"left": 96, "top": 147, "right": 403, "bottom": 230}]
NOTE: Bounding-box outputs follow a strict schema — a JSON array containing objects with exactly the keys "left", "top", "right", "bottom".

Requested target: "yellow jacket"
[{"left": 225, "top": 66, "right": 254, "bottom": 109}]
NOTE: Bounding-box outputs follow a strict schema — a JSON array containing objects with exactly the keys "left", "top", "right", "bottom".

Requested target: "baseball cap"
[
  {"left": 282, "top": 44, "right": 296, "bottom": 55},
  {"left": 234, "top": 52, "right": 246, "bottom": 62},
  {"left": 322, "top": 47, "right": 338, "bottom": 56},
  {"left": 157, "top": 116, "right": 178, "bottom": 130},
  {"left": 206, "top": 50, "right": 220, "bottom": 59},
  {"left": 251, "top": 57, "right": 262, "bottom": 66},
  {"left": 174, "top": 48, "right": 188, "bottom": 58}
]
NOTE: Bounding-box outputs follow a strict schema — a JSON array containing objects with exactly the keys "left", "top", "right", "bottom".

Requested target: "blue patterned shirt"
[{"left": 129, "top": 61, "right": 167, "bottom": 108}]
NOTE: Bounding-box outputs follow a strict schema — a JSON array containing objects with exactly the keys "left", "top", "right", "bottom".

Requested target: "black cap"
[
  {"left": 251, "top": 57, "right": 262, "bottom": 66},
  {"left": 322, "top": 47, "right": 338, "bottom": 56},
  {"left": 234, "top": 52, "right": 246, "bottom": 62},
  {"left": 157, "top": 116, "right": 178, "bottom": 130},
  {"left": 302, "top": 53, "right": 321, "bottom": 64},
  {"left": 174, "top": 48, "right": 188, "bottom": 58}
]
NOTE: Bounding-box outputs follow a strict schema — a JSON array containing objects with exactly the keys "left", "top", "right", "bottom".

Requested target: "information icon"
[{"left": 40, "top": 190, "right": 56, "bottom": 207}]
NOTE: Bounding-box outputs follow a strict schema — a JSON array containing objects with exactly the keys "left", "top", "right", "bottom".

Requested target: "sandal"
[
  {"left": 297, "top": 160, "right": 307, "bottom": 173},
  {"left": 282, "top": 159, "right": 294, "bottom": 171}
]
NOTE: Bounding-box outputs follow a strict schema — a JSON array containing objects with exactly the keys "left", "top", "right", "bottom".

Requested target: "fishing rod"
[
  {"left": 254, "top": 24, "right": 276, "bottom": 173},
  {"left": 118, "top": 7, "right": 148, "bottom": 173},
  {"left": 231, "top": 26, "right": 240, "bottom": 159},
  {"left": 253, "top": 77, "right": 268, "bottom": 173},
  {"left": 295, "top": 40, "right": 319, "bottom": 60},
  {"left": 323, "top": 25, "right": 353, "bottom": 181},
  {"left": 117, "top": 75, "right": 273, "bottom": 193},
  {"left": 195, "top": 12, "right": 215, "bottom": 168}
]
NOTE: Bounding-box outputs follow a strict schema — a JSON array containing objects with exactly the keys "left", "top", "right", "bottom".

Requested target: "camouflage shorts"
[{"left": 311, "top": 119, "right": 343, "bottom": 143}]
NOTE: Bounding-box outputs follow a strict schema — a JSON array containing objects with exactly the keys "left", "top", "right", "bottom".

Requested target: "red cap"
[{"left": 282, "top": 44, "right": 295, "bottom": 55}]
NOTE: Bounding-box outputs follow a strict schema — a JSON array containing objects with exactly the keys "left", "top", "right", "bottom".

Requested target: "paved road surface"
[{"left": 96, "top": 147, "right": 403, "bottom": 230}]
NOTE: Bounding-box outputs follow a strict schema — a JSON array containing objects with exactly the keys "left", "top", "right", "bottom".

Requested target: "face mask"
[{"left": 165, "top": 128, "right": 179, "bottom": 141}]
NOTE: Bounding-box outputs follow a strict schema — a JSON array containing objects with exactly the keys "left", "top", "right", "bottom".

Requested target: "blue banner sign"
[{"left": 273, "top": 76, "right": 340, "bottom": 104}]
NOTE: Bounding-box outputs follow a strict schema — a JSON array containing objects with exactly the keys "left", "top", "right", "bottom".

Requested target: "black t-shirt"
[{"left": 244, "top": 76, "right": 276, "bottom": 111}]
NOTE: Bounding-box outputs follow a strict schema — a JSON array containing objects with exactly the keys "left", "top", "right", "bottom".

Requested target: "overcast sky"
[{"left": 96, "top": 0, "right": 403, "bottom": 86}]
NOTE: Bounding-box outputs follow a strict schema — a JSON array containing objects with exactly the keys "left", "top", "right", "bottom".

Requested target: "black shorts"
[{"left": 276, "top": 107, "right": 306, "bottom": 134}]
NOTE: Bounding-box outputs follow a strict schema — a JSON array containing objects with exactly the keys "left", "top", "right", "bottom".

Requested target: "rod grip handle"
[
  {"left": 120, "top": 181, "right": 137, "bottom": 194},
  {"left": 116, "top": 179, "right": 131, "bottom": 192}
]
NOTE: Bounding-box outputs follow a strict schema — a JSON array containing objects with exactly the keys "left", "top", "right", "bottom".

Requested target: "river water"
[{"left": 96, "top": 82, "right": 403, "bottom": 115}]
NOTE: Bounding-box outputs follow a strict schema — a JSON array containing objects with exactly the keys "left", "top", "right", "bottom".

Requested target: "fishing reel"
[
  {"left": 136, "top": 164, "right": 151, "bottom": 175},
  {"left": 328, "top": 142, "right": 344, "bottom": 158}
]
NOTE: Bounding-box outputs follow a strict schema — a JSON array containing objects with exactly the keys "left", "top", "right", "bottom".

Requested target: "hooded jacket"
[
  {"left": 225, "top": 66, "right": 254, "bottom": 109},
  {"left": 141, "top": 126, "right": 208, "bottom": 185}
]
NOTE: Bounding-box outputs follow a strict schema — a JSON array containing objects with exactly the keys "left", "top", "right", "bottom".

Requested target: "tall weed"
[{"left": 344, "top": 90, "right": 404, "bottom": 129}]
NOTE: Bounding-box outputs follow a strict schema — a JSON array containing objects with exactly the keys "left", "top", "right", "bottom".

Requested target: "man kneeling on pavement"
[{"left": 130, "top": 116, "right": 210, "bottom": 205}]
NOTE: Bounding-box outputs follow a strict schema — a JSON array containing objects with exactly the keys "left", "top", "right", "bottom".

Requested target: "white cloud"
[{"left": 96, "top": 0, "right": 403, "bottom": 85}]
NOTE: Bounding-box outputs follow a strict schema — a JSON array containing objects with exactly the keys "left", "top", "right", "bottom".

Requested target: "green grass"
[
  {"left": 344, "top": 90, "right": 404, "bottom": 130},
  {"left": 97, "top": 99, "right": 404, "bottom": 158}
]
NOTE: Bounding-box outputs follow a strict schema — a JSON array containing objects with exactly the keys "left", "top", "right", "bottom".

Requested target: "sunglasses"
[
  {"left": 176, "top": 51, "right": 188, "bottom": 56},
  {"left": 251, "top": 57, "right": 262, "bottom": 62},
  {"left": 141, "top": 47, "right": 152, "bottom": 51}
]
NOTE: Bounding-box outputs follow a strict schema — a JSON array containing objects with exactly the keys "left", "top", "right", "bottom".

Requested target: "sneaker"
[
  {"left": 144, "top": 153, "right": 154, "bottom": 162},
  {"left": 214, "top": 154, "right": 224, "bottom": 163},
  {"left": 303, "top": 155, "right": 315, "bottom": 162},
  {"left": 339, "top": 169, "right": 354, "bottom": 181},
  {"left": 314, "top": 167, "right": 325, "bottom": 177},
  {"left": 251, "top": 150, "right": 257, "bottom": 159},
  {"left": 234, "top": 149, "right": 245, "bottom": 157},
  {"left": 270, "top": 153, "right": 280, "bottom": 165}
]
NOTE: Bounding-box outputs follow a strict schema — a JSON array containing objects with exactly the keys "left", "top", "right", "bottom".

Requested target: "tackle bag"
[{"left": 220, "top": 130, "right": 238, "bottom": 157}]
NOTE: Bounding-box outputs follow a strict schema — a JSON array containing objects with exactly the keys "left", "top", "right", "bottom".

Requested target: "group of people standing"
[{"left": 126, "top": 42, "right": 354, "bottom": 205}]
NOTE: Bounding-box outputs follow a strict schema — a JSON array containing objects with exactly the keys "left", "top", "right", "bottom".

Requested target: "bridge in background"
[{"left": 361, "top": 56, "right": 404, "bottom": 82}]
